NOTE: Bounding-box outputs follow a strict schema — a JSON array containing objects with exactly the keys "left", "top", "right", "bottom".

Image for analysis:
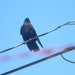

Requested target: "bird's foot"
[{"left": 29, "top": 38, "right": 32, "bottom": 42}]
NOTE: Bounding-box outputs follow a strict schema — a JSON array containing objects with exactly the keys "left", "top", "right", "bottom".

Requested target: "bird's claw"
[{"left": 29, "top": 38, "right": 32, "bottom": 42}]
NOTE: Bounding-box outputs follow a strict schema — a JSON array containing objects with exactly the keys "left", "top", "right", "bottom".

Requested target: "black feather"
[{"left": 20, "top": 18, "right": 43, "bottom": 52}]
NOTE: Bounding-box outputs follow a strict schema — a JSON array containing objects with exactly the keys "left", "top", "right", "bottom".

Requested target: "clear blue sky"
[{"left": 0, "top": 0, "right": 75, "bottom": 75}]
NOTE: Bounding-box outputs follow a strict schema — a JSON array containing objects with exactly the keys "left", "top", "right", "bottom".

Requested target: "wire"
[
  {"left": 0, "top": 20, "right": 75, "bottom": 54},
  {"left": 61, "top": 54, "right": 75, "bottom": 64},
  {"left": 0, "top": 20, "right": 75, "bottom": 75},
  {"left": 0, "top": 46, "right": 75, "bottom": 75}
]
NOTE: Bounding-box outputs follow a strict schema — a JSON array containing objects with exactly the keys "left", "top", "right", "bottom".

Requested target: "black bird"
[{"left": 20, "top": 18, "right": 43, "bottom": 52}]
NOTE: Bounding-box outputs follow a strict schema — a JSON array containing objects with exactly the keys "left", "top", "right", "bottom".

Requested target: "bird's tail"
[
  {"left": 27, "top": 41, "right": 40, "bottom": 52},
  {"left": 37, "top": 38, "right": 43, "bottom": 48},
  {"left": 33, "top": 49, "right": 39, "bottom": 52}
]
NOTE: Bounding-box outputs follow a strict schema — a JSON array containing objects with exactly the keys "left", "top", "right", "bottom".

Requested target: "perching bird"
[{"left": 20, "top": 18, "right": 43, "bottom": 52}]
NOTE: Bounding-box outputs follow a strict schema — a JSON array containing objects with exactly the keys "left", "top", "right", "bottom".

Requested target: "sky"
[{"left": 0, "top": 0, "right": 75, "bottom": 75}]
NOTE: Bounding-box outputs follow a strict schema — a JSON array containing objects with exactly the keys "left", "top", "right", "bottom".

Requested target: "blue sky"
[{"left": 0, "top": 0, "right": 75, "bottom": 75}]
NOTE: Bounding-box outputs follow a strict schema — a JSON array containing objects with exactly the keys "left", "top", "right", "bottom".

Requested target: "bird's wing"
[
  {"left": 30, "top": 25, "right": 43, "bottom": 48},
  {"left": 20, "top": 25, "right": 24, "bottom": 35},
  {"left": 37, "top": 38, "right": 43, "bottom": 48},
  {"left": 30, "top": 25, "right": 37, "bottom": 36}
]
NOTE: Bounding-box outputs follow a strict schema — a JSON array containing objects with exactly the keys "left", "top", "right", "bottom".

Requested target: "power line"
[
  {"left": 1, "top": 46, "right": 75, "bottom": 75},
  {"left": 0, "top": 20, "right": 75, "bottom": 54},
  {"left": 0, "top": 20, "right": 75, "bottom": 75},
  {"left": 61, "top": 54, "right": 75, "bottom": 64}
]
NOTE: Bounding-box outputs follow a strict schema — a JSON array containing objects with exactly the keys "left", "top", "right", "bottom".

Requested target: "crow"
[{"left": 20, "top": 18, "right": 43, "bottom": 52}]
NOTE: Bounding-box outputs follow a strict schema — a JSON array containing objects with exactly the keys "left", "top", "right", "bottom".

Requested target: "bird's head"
[{"left": 24, "top": 18, "right": 31, "bottom": 23}]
